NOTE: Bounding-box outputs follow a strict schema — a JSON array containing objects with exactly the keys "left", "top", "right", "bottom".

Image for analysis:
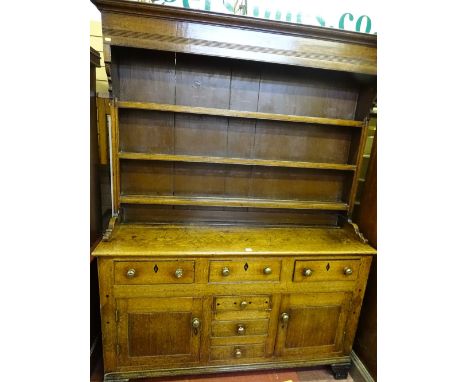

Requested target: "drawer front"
[
  {"left": 210, "top": 343, "right": 265, "bottom": 361},
  {"left": 214, "top": 295, "right": 271, "bottom": 312},
  {"left": 211, "top": 319, "right": 269, "bottom": 337},
  {"left": 114, "top": 260, "right": 195, "bottom": 284},
  {"left": 209, "top": 259, "right": 281, "bottom": 283},
  {"left": 214, "top": 310, "right": 270, "bottom": 321},
  {"left": 293, "top": 259, "right": 360, "bottom": 282}
]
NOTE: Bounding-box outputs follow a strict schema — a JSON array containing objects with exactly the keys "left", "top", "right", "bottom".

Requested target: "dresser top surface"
[{"left": 93, "top": 224, "right": 376, "bottom": 256}]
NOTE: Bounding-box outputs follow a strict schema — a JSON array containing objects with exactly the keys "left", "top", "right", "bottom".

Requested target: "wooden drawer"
[
  {"left": 293, "top": 259, "right": 360, "bottom": 282},
  {"left": 114, "top": 260, "right": 195, "bottom": 284},
  {"left": 214, "top": 295, "right": 271, "bottom": 312},
  {"left": 214, "top": 310, "right": 270, "bottom": 321},
  {"left": 209, "top": 259, "right": 281, "bottom": 283},
  {"left": 211, "top": 319, "right": 269, "bottom": 337},
  {"left": 210, "top": 343, "right": 265, "bottom": 361}
]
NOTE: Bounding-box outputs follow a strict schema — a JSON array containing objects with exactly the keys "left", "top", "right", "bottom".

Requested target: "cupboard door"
[
  {"left": 116, "top": 297, "right": 203, "bottom": 367},
  {"left": 275, "top": 293, "right": 351, "bottom": 358}
]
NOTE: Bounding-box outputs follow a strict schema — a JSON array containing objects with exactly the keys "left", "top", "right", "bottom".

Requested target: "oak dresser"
[{"left": 91, "top": 1, "right": 377, "bottom": 380}]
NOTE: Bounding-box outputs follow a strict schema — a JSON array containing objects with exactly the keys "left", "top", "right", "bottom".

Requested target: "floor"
[{"left": 90, "top": 357, "right": 354, "bottom": 382}]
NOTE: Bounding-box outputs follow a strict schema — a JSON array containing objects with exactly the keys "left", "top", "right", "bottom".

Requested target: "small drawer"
[
  {"left": 214, "top": 295, "right": 271, "bottom": 312},
  {"left": 293, "top": 259, "right": 360, "bottom": 282},
  {"left": 209, "top": 259, "right": 281, "bottom": 283},
  {"left": 114, "top": 260, "right": 195, "bottom": 284},
  {"left": 210, "top": 343, "right": 265, "bottom": 361},
  {"left": 211, "top": 319, "right": 269, "bottom": 337},
  {"left": 214, "top": 310, "right": 270, "bottom": 321}
]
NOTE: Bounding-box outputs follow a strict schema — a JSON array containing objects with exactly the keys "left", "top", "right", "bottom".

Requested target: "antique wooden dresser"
[{"left": 91, "top": 1, "right": 377, "bottom": 380}]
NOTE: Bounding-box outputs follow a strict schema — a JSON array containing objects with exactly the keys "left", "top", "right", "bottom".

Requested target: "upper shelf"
[{"left": 117, "top": 101, "right": 364, "bottom": 128}]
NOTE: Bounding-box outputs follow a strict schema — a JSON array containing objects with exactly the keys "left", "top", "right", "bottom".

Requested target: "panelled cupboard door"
[
  {"left": 116, "top": 297, "right": 203, "bottom": 367},
  {"left": 275, "top": 293, "right": 352, "bottom": 358}
]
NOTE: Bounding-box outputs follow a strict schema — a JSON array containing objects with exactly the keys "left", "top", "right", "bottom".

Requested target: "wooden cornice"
[
  {"left": 93, "top": 0, "right": 376, "bottom": 75},
  {"left": 92, "top": 0, "right": 376, "bottom": 47}
]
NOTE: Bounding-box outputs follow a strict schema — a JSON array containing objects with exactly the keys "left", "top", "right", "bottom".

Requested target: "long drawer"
[
  {"left": 293, "top": 259, "right": 360, "bottom": 282},
  {"left": 114, "top": 260, "right": 195, "bottom": 284},
  {"left": 209, "top": 259, "right": 281, "bottom": 283}
]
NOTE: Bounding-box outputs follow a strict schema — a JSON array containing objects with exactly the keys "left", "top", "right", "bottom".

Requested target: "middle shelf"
[{"left": 118, "top": 152, "right": 357, "bottom": 172}]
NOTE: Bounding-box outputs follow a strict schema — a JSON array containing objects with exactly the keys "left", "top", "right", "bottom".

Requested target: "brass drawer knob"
[
  {"left": 344, "top": 267, "right": 353, "bottom": 276},
  {"left": 191, "top": 317, "right": 201, "bottom": 329},
  {"left": 303, "top": 268, "right": 313, "bottom": 277},
  {"left": 234, "top": 348, "right": 243, "bottom": 358},
  {"left": 240, "top": 300, "right": 248, "bottom": 309},
  {"left": 126, "top": 268, "right": 136, "bottom": 278},
  {"left": 281, "top": 312, "right": 290, "bottom": 324},
  {"left": 174, "top": 268, "right": 184, "bottom": 278},
  {"left": 263, "top": 267, "right": 272, "bottom": 275},
  {"left": 221, "top": 267, "right": 230, "bottom": 276},
  {"left": 236, "top": 324, "right": 246, "bottom": 335}
]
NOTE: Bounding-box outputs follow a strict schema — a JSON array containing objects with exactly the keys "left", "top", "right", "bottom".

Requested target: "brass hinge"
[
  {"left": 115, "top": 309, "right": 119, "bottom": 323},
  {"left": 116, "top": 343, "right": 121, "bottom": 355}
]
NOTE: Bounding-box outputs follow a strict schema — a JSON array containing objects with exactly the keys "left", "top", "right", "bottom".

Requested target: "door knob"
[{"left": 191, "top": 317, "right": 200, "bottom": 329}]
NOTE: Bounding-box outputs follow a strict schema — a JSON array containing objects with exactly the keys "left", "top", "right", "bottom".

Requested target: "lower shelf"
[{"left": 119, "top": 195, "right": 349, "bottom": 211}]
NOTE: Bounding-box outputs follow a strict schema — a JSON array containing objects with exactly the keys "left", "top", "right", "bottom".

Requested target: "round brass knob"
[
  {"left": 281, "top": 312, "right": 290, "bottom": 324},
  {"left": 234, "top": 348, "right": 242, "bottom": 358},
  {"left": 240, "top": 301, "right": 248, "bottom": 309},
  {"left": 191, "top": 317, "right": 200, "bottom": 329},
  {"left": 236, "top": 324, "right": 246, "bottom": 335},
  {"left": 303, "top": 268, "right": 313, "bottom": 277},
  {"left": 126, "top": 268, "right": 136, "bottom": 278},
  {"left": 263, "top": 267, "right": 272, "bottom": 275},
  {"left": 344, "top": 267, "right": 353, "bottom": 276},
  {"left": 222, "top": 267, "right": 230, "bottom": 276},
  {"left": 174, "top": 268, "right": 184, "bottom": 278}
]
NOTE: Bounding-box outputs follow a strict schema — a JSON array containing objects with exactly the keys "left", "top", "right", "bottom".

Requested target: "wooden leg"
[{"left": 331, "top": 362, "right": 351, "bottom": 380}]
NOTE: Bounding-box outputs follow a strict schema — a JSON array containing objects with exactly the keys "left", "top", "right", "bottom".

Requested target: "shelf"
[
  {"left": 118, "top": 152, "right": 357, "bottom": 171},
  {"left": 117, "top": 101, "right": 364, "bottom": 128},
  {"left": 120, "top": 195, "right": 349, "bottom": 211}
]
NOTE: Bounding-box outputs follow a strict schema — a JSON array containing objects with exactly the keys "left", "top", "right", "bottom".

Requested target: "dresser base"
[{"left": 103, "top": 357, "right": 351, "bottom": 381}]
